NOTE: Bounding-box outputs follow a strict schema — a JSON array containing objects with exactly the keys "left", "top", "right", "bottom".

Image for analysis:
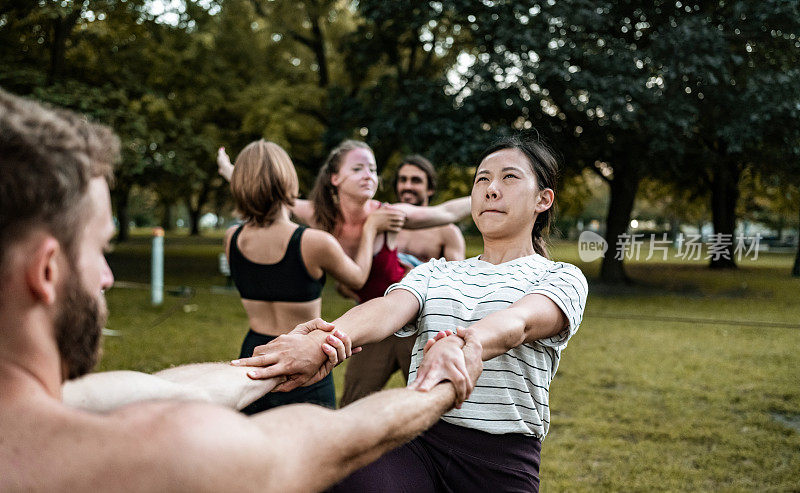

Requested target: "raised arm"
[
  {"left": 393, "top": 196, "right": 471, "bottom": 229},
  {"left": 217, "top": 147, "right": 234, "bottom": 181},
  {"left": 63, "top": 363, "right": 282, "bottom": 413}
]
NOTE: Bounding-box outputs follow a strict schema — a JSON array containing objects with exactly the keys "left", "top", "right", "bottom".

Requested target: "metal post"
[{"left": 151, "top": 227, "right": 164, "bottom": 306}]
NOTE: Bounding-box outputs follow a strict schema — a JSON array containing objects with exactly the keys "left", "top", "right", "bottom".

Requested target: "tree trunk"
[
  {"left": 709, "top": 159, "right": 741, "bottom": 269},
  {"left": 114, "top": 186, "right": 131, "bottom": 242},
  {"left": 600, "top": 165, "right": 641, "bottom": 284},
  {"left": 793, "top": 203, "right": 800, "bottom": 277},
  {"left": 189, "top": 207, "right": 202, "bottom": 236},
  {"left": 668, "top": 216, "right": 680, "bottom": 241},
  {"left": 311, "top": 17, "right": 328, "bottom": 88},
  {"left": 47, "top": 8, "right": 82, "bottom": 85},
  {"left": 187, "top": 184, "right": 210, "bottom": 236},
  {"left": 161, "top": 201, "right": 173, "bottom": 231}
]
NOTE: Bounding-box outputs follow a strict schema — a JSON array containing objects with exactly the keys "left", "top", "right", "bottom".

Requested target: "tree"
[
  {"left": 652, "top": 1, "right": 800, "bottom": 268},
  {"left": 431, "top": 2, "right": 698, "bottom": 282}
]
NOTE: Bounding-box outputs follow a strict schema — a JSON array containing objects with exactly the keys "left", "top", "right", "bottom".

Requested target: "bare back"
[
  {"left": 225, "top": 223, "right": 323, "bottom": 336},
  {"left": 0, "top": 388, "right": 280, "bottom": 492}
]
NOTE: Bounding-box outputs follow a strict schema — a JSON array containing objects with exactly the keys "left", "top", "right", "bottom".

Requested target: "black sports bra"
[{"left": 229, "top": 225, "right": 325, "bottom": 302}]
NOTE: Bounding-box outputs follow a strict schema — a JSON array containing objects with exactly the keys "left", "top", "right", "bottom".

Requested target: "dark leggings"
[
  {"left": 238, "top": 329, "right": 336, "bottom": 415},
  {"left": 329, "top": 419, "right": 541, "bottom": 493}
]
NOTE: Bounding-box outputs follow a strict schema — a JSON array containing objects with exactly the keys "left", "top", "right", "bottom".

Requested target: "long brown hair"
[
  {"left": 477, "top": 135, "right": 560, "bottom": 258},
  {"left": 309, "top": 139, "right": 373, "bottom": 233}
]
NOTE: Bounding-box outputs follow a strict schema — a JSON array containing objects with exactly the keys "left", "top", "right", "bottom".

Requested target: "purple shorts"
[{"left": 329, "top": 419, "right": 541, "bottom": 492}]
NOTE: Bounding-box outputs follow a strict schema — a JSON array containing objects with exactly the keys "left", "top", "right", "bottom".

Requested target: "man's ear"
[{"left": 26, "top": 237, "right": 62, "bottom": 305}]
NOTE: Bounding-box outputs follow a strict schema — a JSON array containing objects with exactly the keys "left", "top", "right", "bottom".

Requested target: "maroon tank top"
[{"left": 353, "top": 232, "right": 407, "bottom": 302}]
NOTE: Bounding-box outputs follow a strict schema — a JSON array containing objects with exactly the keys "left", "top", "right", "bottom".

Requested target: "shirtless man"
[
  {"left": 0, "top": 89, "right": 482, "bottom": 492},
  {"left": 393, "top": 155, "right": 466, "bottom": 264}
]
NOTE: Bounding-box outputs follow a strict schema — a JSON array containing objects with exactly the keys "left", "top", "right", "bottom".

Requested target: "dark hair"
[
  {"left": 476, "top": 135, "right": 559, "bottom": 258},
  {"left": 309, "top": 139, "right": 372, "bottom": 233},
  {"left": 0, "top": 89, "right": 118, "bottom": 272},
  {"left": 231, "top": 140, "right": 298, "bottom": 226},
  {"left": 393, "top": 154, "right": 437, "bottom": 195}
]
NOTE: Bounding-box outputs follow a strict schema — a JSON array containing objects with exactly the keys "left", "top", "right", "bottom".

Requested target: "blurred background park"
[{"left": 2, "top": 0, "right": 799, "bottom": 490}]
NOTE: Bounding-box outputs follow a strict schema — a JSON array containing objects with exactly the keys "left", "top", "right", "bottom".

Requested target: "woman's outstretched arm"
[{"left": 232, "top": 290, "right": 421, "bottom": 388}]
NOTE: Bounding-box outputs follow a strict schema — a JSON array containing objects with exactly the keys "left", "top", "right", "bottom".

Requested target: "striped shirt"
[{"left": 386, "top": 254, "right": 588, "bottom": 439}]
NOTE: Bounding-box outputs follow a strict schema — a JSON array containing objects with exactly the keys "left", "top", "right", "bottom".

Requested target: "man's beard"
[
  {"left": 398, "top": 190, "right": 425, "bottom": 206},
  {"left": 55, "top": 273, "right": 105, "bottom": 380}
]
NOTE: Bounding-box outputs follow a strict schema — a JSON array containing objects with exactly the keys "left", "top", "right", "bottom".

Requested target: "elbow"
[
  {"left": 508, "top": 318, "right": 529, "bottom": 349},
  {"left": 344, "top": 274, "right": 368, "bottom": 290}
]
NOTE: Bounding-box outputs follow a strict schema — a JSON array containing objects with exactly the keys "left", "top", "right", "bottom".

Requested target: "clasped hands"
[{"left": 232, "top": 321, "right": 483, "bottom": 407}]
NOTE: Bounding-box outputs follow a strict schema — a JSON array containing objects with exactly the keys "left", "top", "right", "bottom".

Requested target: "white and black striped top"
[{"left": 387, "top": 255, "right": 588, "bottom": 439}]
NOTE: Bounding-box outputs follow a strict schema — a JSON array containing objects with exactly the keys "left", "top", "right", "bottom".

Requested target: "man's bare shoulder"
[
  {"left": 0, "top": 398, "right": 274, "bottom": 492},
  {"left": 439, "top": 223, "right": 463, "bottom": 235}
]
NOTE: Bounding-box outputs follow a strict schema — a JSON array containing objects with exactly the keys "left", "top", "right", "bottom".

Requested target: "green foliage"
[{"left": 2, "top": 0, "right": 797, "bottom": 255}]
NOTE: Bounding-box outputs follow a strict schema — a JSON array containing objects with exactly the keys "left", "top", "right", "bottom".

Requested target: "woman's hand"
[
  {"left": 217, "top": 147, "right": 234, "bottom": 181},
  {"left": 364, "top": 205, "right": 406, "bottom": 234},
  {"left": 409, "top": 327, "right": 483, "bottom": 408}
]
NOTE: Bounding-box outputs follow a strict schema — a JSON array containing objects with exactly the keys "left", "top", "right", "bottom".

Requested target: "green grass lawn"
[{"left": 101, "top": 232, "right": 800, "bottom": 490}]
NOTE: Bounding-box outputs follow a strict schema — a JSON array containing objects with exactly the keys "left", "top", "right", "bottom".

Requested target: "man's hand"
[
  {"left": 408, "top": 327, "right": 483, "bottom": 408},
  {"left": 289, "top": 319, "right": 361, "bottom": 391},
  {"left": 231, "top": 319, "right": 359, "bottom": 392},
  {"left": 217, "top": 147, "right": 234, "bottom": 181}
]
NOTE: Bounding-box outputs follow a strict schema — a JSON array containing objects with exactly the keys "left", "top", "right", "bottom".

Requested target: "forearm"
[
  {"left": 63, "top": 365, "right": 279, "bottom": 413},
  {"left": 468, "top": 295, "right": 568, "bottom": 360},
  {"left": 467, "top": 310, "right": 528, "bottom": 360},
  {"left": 62, "top": 371, "right": 212, "bottom": 413},
  {"left": 155, "top": 363, "right": 281, "bottom": 409},
  {"left": 348, "top": 225, "right": 377, "bottom": 288},
  {"left": 253, "top": 383, "right": 456, "bottom": 492},
  {"left": 402, "top": 196, "right": 471, "bottom": 229},
  {"left": 331, "top": 294, "right": 412, "bottom": 346},
  {"left": 439, "top": 196, "right": 471, "bottom": 223}
]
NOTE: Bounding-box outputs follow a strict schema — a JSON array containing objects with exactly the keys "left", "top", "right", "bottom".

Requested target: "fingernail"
[
  {"left": 231, "top": 359, "right": 240, "bottom": 364},
  {"left": 247, "top": 371, "right": 257, "bottom": 378}
]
